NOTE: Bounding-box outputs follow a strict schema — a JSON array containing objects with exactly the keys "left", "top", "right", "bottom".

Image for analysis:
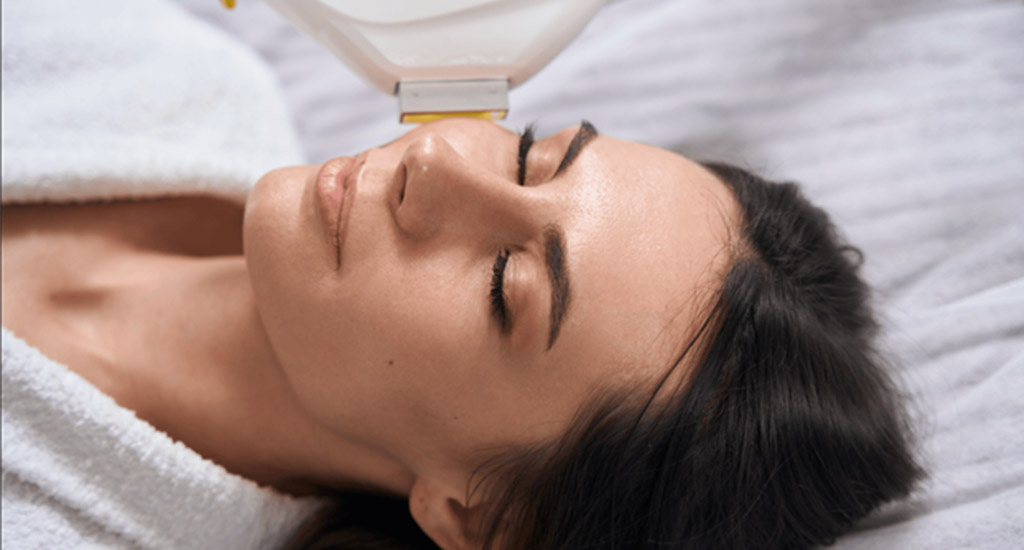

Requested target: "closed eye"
[
  {"left": 490, "top": 249, "right": 512, "bottom": 333},
  {"left": 517, "top": 124, "right": 535, "bottom": 186}
]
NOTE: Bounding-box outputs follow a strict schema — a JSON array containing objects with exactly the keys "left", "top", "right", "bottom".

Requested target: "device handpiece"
[{"left": 226, "top": 0, "right": 608, "bottom": 122}]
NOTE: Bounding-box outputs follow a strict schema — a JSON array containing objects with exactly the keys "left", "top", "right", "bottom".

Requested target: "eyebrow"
[
  {"left": 543, "top": 121, "right": 597, "bottom": 350},
  {"left": 553, "top": 120, "right": 598, "bottom": 177},
  {"left": 544, "top": 226, "right": 571, "bottom": 350}
]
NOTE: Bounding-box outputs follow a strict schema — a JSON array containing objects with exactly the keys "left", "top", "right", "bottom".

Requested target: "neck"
[{"left": 83, "top": 254, "right": 414, "bottom": 498}]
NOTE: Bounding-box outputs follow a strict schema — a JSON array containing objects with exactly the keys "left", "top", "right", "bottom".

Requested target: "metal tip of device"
[{"left": 398, "top": 79, "right": 509, "bottom": 124}]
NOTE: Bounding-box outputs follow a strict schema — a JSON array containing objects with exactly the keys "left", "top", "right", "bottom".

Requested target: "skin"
[{"left": 1, "top": 119, "right": 738, "bottom": 549}]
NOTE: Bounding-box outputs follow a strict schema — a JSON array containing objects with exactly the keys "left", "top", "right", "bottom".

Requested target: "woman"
[{"left": 2, "top": 117, "right": 922, "bottom": 549}]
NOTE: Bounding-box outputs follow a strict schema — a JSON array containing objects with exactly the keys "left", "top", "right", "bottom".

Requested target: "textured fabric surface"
[
  {"left": 2, "top": 330, "right": 323, "bottom": 550},
  {"left": 173, "top": 0, "right": 1024, "bottom": 547},
  {"left": 1, "top": 0, "right": 304, "bottom": 204}
]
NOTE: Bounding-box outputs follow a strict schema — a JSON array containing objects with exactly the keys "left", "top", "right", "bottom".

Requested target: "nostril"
[
  {"left": 391, "top": 161, "right": 408, "bottom": 210},
  {"left": 398, "top": 163, "right": 408, "bottom": 205}
]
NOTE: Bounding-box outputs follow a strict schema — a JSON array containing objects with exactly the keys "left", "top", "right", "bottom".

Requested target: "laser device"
[{"left": 225, "top": 0, "right": 608, "bottom": 122}]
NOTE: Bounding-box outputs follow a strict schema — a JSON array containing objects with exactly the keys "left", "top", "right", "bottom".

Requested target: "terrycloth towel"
[
  {"left": 2, "top": 0, "right": 321, "bottom": 548},
  {"left": 1, "top": 0, "right": 304, "bottom": 205},
  {"left": 2, "top": 329, "right": 323, "bottom": 550}
]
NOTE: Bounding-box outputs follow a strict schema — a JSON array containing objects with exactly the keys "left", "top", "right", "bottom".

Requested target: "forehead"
[{"left": 549, "top": 134, "right": 737, "bottom": 391}]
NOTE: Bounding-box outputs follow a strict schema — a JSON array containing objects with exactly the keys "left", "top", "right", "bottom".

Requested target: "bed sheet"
[{"left": 174, "top": 0, "right": 1024, "bottom": 548}]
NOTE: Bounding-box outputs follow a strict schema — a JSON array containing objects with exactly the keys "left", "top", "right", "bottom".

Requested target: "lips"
[{"left": 314, "top": 154, "right": 362, "bottom": 269}]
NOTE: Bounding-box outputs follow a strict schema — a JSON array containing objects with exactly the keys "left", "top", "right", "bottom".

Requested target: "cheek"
[
  {"left": 344, "top": 256, "right": 482, "bottom": 370},
  {"left": 339, "top": 261, "right": 497, "bottom": 410}
]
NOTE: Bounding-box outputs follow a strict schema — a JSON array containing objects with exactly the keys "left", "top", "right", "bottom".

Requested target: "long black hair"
[{"left": 285, "top": 161, "right": 923, "bottom": 550}]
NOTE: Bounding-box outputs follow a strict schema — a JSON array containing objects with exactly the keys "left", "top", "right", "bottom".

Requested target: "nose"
[{"left": 392, "top": 132, "right": 548, "bottom": 244}]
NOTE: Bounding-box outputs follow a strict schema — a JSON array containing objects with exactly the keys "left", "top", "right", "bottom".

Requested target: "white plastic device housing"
[{"left": 259, "top": 0, "right": 608, "bottom": 119}]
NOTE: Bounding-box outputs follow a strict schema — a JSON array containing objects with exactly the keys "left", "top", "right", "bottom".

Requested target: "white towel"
[
  {"left": 2, "top": 329, "right": 323, "bottom": 550},
  {"left": 2, "top": 0, "right": 322, "bottom": 548},
  {"left": 1, "top": 0, "right": 304, "bottom": 205}
]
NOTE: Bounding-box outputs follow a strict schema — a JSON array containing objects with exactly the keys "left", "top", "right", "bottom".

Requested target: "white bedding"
[{"left": 173, "top": 0, "right": 1024, "bottom": 547}]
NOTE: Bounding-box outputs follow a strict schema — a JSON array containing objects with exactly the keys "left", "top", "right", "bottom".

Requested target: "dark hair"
[
  {"left": 285, "top": 162, "right": 923, "bottom": 550},
  {"left": 284, "top": 492, "right": 439, "bottom": 550}
]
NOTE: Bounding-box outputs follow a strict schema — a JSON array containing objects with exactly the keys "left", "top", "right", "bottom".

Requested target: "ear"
[{"left": 408, "top": 476, "right": 490, "bottom": 550}]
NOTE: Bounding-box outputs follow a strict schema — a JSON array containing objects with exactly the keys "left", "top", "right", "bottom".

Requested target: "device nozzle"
[{"left": 398, "top": 79, "right": 509, "bottom": 124}]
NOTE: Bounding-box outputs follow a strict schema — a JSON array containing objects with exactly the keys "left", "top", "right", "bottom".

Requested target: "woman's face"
[{"left": 244, "top": 119, "right": 736, "bottom": 487}]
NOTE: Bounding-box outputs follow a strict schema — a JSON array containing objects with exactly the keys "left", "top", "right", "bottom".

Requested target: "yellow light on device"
[{"left": 401, "top": 110, "right": 508, "bottom": 124}]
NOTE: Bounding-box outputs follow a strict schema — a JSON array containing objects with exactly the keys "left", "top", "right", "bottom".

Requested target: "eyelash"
[
  {"left": 490, "top": 126, "right": 535, "bottom": 333},
  {"left": 490, "top": 249, "right": 511, "bottom": 333},
  {"left": 517, "top": 124, "right": 535, "bottom": 186}
]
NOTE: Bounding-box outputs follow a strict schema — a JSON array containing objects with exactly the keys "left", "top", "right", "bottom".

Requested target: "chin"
[
  {"left": 243, "top": 166, "right": 332, "bottom": 372},
  {"left": 243, "top": 164, "right": 324, "bottom": 308}
]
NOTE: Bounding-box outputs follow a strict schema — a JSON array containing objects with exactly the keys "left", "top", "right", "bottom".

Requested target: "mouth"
[{"left": 314, "top": 154, "right": 363, "bottom": 270}]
